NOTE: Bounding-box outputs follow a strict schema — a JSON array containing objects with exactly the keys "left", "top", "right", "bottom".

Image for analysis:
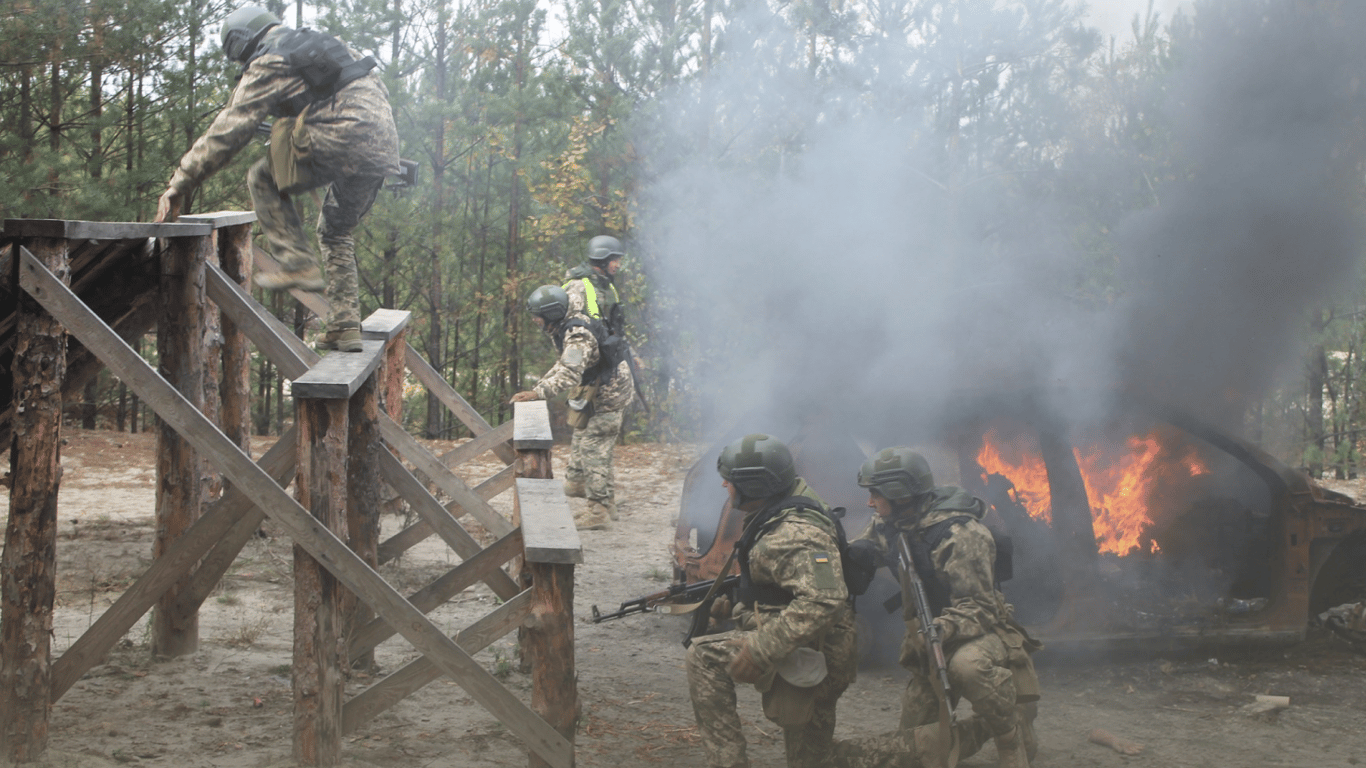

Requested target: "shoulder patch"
[{"left": 810, "top": 551, "right": 839, "bottom": 590}]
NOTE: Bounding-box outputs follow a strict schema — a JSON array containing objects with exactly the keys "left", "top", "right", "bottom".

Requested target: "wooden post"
[
  {"left": 294, "top": 396, "right": 348, "bottom": 766},
  {"left": 345, "top": 375, "right": 381, "bottom": 672},
  {"left": 217, "top": 220, "right": 254, "bottom": 455},
  {"left": 362, "top": 309, "right": 411, "bottom": 521},
  {"left": 513, "top": 402, "right": 579, "bottom": 768},
  {"left": 0, "top": 239, "right": 69, "bottom": 762},
  {"left": 152, "top": 232, "right": 212, "bottom": 657}
]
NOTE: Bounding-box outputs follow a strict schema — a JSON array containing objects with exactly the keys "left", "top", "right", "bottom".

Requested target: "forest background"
[{"left": 1, "top": 0, "right": 1363, "bottom": 478}]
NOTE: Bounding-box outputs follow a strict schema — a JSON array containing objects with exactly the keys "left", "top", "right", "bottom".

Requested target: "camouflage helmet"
[
  {"left": 858, "top": 447, "right": 934, "bottom": 504},
  {"left": 717, "top": 433, "right": 796, "bottom": 501},
  {"left": 221, "top": 5, "right": 280, "bottom": 62},
  {"left": 587, "top": 235, "right": 625, "bottom": 266},
  {"left": 525, "top": 284, "right": 569, "bottom": 323}
]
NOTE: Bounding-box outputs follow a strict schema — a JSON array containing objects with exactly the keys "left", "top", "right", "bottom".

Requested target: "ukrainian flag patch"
[{"left": 811, "top": 551, "right": 838, "bottom": 589}]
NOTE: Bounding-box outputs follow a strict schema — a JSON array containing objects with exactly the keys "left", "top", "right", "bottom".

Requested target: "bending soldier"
[
  {"left": 687, "top": 434, "right": 858, "bottom": 768},
  {"left": 155, "top": 5, "right": 400, "bottom": 353},
  {"left": 837, "top": 448, "right": 1041, "bottom": 768},
  {"left": 511, "top": 285, "right": 633, "bottom": 530}
]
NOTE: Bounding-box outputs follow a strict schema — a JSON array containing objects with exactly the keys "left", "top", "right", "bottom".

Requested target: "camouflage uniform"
[
  {"left": 562, "top": 266, "right": 623, "bottom": 333},
  {"left": 532, "top": 320, "right": 633, "bottom": 508},
  {"left": 560, "top": 267, "right": 628, "bottom": 503},
  {"left": 839, "top": 487, "right": 1041, "bottom": 766},
  {"left": 167, "top": 25, "right": 400, "bottom": 332},
  {"left": 687, "top": 480, "right": 858, "bottom": 768}
]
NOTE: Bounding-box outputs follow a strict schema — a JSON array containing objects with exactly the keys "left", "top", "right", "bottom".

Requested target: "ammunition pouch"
[
  {"left": 268, "top": 115, "right": 318, "bottom": 195},
  {"left": 1001, "top": 620, "right": 1043, "bottom": 703},
  {"left": 761, "top": 674, "right": 816, "bottom": 727},
  {"left": 565, "top": 384, "right": 598, "bottom": 430}
]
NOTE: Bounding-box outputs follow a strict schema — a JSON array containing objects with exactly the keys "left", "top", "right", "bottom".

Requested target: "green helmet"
[
  {"left": 857, "top": 447, "right": 934, "bottom": 504},
  {"left": 221, "top": 5, "right": 280, "bottom": 62},
  {"left": 525, "top": 284, "right": 569, "bottom": 323},
  {"left": 717, "top": 433, "right": 796, "bottom": 501},
  {"left": 587, "top": 235, "right": 625, "bottom": 266}
]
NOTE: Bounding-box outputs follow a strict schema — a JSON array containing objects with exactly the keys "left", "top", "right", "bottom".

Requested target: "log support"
[{"left": 0, "top": 237, "right": 69, "bottom": 761}]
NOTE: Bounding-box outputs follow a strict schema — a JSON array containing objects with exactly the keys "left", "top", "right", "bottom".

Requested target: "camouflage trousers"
[
  {"left": 247, "top": 156, "right": 384, "bottom": 331},
  {"left": 686, "top": 623, "right": 857, "bottom": 768},
  {"left": 830, "top": 715, "right": 995, "bottom": 768},
  {"left": 898, "top": 633, "right": 1020, "bottom": 737},
  {"left": 565, "top": 407, "right": 623, "bottom": 506}
]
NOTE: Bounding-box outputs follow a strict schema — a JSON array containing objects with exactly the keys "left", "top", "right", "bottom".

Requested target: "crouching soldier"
[
  {"left": 835, "top": 447, "right": 1041, "bottom": 768},
  {"left": 687, "top": 433, "right": 858, "bottom": 768},
  {"left": 511, "top": 285, "right": 632, "bottom": 530}
]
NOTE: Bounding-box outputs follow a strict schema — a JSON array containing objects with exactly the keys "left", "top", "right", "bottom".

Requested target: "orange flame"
[{"left": 977, "top": 426, "right": 1209, "bottom": 556}]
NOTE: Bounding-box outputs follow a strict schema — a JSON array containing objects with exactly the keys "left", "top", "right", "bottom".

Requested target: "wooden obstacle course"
[{"left": 0, "top": 216, "right": 580, "bottom": 768}]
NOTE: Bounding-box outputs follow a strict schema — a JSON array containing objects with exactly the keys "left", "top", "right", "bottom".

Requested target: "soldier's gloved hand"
[
  {"left": 727, "top": 639, "right": 764, "bottom": 684},
  {"left": 707, "top": 595, "right": 733, "bottom": 630},
  {"left": 155, "top": 187, "right": 183, "bottom": 223},
  {"left": 932, "top": 617, "right": 956, "bottom": 646},
  {"left": 509, "top": 390, "right": 540, "bottom": 404}
]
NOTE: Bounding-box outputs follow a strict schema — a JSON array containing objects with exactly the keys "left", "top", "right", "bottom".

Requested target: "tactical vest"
[
  {"left": 564, "top": 267, "right": 624, "bottom": 335},
  {"left": 553, "top": 316, "right": 626, "bottom": 387},
  {"left": 886, "top": 515, "right": 1013, "bottom": 617},
  {"left": 251, "top": 28, "right": 378, "bottom": 117},
  {"left": 735, "top": 496, "right": 854, "bottom": 607}
]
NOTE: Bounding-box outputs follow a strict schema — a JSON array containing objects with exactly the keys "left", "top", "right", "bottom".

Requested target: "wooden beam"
[
  {"left": 217, "top": 223, "right": 254, "bottom": 458},
  {"left": 3, "top": 218, "right": 211, "bottom": 239},
  {"left": 348, "top": 529, "right": 524, "bottom": 662},
  {"left": 18, "top": 248, "right": 575, "bottom": 768},
  {"left": 379, "top": 418, "right": 514, "bottom": 538},
  {"left": 1, "top": 239, "right": 67, "bottom": 762},
  {"left": 360, "top": 308, "right": 411, "bottom": 340},
  {"left": 405, "top": 347, "right": 516, "bottom": 464},
  {"left": 439, "top": 420, "right": 516, "bottom": 469},
  {"left": 178, "top": 210, "right": 257, "bottom": 228},
  {"left": 345, "top": 376, "right": 382, "bottom": 672},
  {"left": 513, "top": 401, "right": 554, "bottom": 451},
  {"left": 516, "top": 479, "right": 583, "bottom": 565},
  {"left": 294, "top": 397, "right": 347, "bottom": 766},
  {"left": 152, "top": 232, "right": 212, "bottom": 657},
  {"left": 378, "top": 466, "right": 514, "bottom": 564},
  {"left": 53, "top": 430, "right": 297, "bottom": 700},
  {"left": 291, "top": 341, "right": 386, "bottom": 399},
  {"left": 341, "top": 590, "right": 533, "bottom": 736}
]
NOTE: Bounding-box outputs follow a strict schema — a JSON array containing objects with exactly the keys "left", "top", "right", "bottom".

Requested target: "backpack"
[
  {"left": 253, "top": 28, "right": 378, "bottom": 116},
  {"left": 560, "top": 316, "right": 627, "bottom": 387}
]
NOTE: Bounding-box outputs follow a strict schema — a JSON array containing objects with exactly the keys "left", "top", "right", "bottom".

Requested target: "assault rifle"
[
  {"left": 895, "top": 531, "right": 957, "bottom": 767},
  {"left": 590, "top": 575, "right": 739, "bottom": 624}
]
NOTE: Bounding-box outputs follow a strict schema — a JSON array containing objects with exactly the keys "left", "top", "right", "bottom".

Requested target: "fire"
[{"left": 977, "top": 426, "right": 1209, "bottom": 556}]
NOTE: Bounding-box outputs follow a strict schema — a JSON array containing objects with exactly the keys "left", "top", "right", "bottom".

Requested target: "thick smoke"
[{"left": 640, "top": 0, "right": 1365, "bottom": 452}]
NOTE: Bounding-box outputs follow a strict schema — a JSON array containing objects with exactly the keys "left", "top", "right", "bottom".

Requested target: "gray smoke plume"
[{"left": 640, "top": 0, "right": 1365, "bottom": 450}]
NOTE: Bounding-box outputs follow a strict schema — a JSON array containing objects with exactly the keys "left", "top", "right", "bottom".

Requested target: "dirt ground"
[{"left": 3, "top": 427, "right": 1365, "bottom": 768}]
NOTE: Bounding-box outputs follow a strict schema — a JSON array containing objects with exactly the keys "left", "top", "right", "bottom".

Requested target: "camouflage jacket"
[
  {"left": 531, "top": 319, "right": 633, "bottom": 413},
  {"left": 562, "top": 265, "right": 623, "bottom": 334},
  {"left": 169, "top": 26, "right": 400, "bottom": 195},
  {"left": 736, "top": 479, "right": 854, "bottom": 671},
  {"left": 855, "top": 486, "right": 1016, "bottom": 654}
]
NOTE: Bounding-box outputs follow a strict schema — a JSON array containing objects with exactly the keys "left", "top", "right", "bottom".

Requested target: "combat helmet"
[
  {"left": 587, "top": 235, "right": 625, "bottom": 266},
  {"left": 525, "top": 284, "right": 569, "bottom": 324},
  {"left": 857, "top": 447, "right": 934, "bottom": 506},
  {"left": 221, "top": 5, "right": 281, "bottom": 62},
  {"left": 717, "top": 434, "right": 796, "bottom": 502}
]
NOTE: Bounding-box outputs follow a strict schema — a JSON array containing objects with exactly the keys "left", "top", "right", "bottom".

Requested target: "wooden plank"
[
  {"left": 516, "top": 479, "right": 583, "bottom": 565},
  {"left": 379, "top": 467, "right": 515, "bottom": 564},
  {"left": 341, "top": 590, "right": 533, "bottom": 736},
  {"left": 179, "top": 210, "right": 257, "bottom": 228},
  {"left": 404, "top": 346, "right": 516, "bottom": 464},
  {"left": 439, "top": 420, "right": 516, "bottom": 469},
  {"left": 1, "top": 239, "right": 67, "bottom": 762},
  {"left": 53, "top": 431, "right": 297, "bottom": 700},
  {"left": 18, "top": 249, "right": 575, "bottom": 768},
  {"left": 152, "top": 233, "right": 211, "bottom": 657},
  {"left": 348, "top": 530, "right": 523, "bottom": 662},
  {"left": 205, "top": 261, "right": 315, "bottom": 380},
  {"left": 295, "top": 398, "right": 347, "bottom": 766},
  {"left": 360, "top": 308, "right": 411, "bottom": 340},
  {"left": 4, "top": 218, "right": 212, "bottom": 239},
  {"left": 290, "top": 340, "right": 386, "bottom": 399},
  {"left": 513, "top": 401, "right": 555, "bottom": 451},
  {"left": 375, "top": 448, "right": 521, "bottom": 599},
  {"left": 379, "top": 419, "right": 514, "bottom": 538}
]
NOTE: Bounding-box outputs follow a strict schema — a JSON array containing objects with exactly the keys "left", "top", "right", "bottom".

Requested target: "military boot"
[
  {"left": 574, "top": 502, "right": 612, "bottom": 531},
  {"left": 994, "top": 725, "right": 1030, "bottom": 768},
  {"left": 317, "top": 322, "right": 363, "bottom": 353},
  {"left": 255, "top": 264, "right": 326, "bottom": 292},
  {"left": 563, "top": 478, "right": 587, "bottom": 498}
]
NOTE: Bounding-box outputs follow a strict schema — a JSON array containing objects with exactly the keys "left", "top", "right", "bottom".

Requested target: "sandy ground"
[{"left": 2, "top": 427, "right": 1365, "bottom": 768}]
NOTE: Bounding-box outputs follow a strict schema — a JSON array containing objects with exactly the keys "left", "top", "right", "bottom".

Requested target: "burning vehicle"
[{"left": 666, "top": 393, "right": 1366, "bottom": 655}]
